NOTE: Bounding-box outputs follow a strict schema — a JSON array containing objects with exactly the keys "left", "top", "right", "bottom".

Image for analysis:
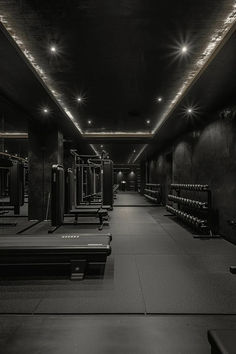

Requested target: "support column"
[
  {"left": 28, "top": 120, "right": 63, "bottom": 221},
  {"left": 140, "top": 161, "right": 146, "bottom": 195}
]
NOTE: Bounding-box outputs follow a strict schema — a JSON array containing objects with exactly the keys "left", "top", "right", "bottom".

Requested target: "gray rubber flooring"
[
  {"left": 0, "top": 192, "right": 235, "bottom": 315},
  {"left": 114, "top": 191, "right": 156, "bottom": 206},
  {"left": 0, "top": 315, "right": 236, "bottom": 354}
]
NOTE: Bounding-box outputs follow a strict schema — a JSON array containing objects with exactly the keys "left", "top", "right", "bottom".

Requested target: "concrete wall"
[{"left": 148, "top": 113, "right": 236, "bottom": 243}]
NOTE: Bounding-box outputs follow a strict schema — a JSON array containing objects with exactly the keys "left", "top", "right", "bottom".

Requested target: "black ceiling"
[{"left": 0, "top": 0, "right": 235, "bottom": 162}]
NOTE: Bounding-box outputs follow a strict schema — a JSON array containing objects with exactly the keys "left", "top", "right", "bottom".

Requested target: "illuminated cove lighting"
[
  {"left": 133, "top": 3, "right": 236, "bottom": 163},
  {"left": 152, "top": 4, "right": 236, "bottom": 135},
  {"left": 0, "top": 15, "right": 83, "bottom": 135}
]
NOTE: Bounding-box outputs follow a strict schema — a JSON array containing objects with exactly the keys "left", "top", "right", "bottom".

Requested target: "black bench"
[
  {"left": 68, "top": 208, "right": 109, "bottom": 230},
  {"left": 208, "top": 330, "right": 236, "bottom": 354},
  {"left": 0, "top": 234, "right": 112, "bottom": 280}
]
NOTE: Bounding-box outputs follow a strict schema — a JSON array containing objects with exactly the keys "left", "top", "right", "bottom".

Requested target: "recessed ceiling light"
[
  {"left": 5, "top": 149, "right": 8, "bottom": 153},
  {"left": 50, "top": 46, "right": 57, "bottom": 53},
  {"left": 77, "top": 97, "right": 82, "bottom": 102},
  {"left": 157, "top": 97, "right": 162, "bottom": 102},
  {"left": 133, "top": 149, "right": 136, "bottom": 153},
  {"left": 88, "top": 120, "right": 92, "bottom": 125},
  {"left": 187, "top": 108, "right": 193, "bottom": 113},
  {"left": 146, "top": 120, "right": 150, "bottom": 124},
  {"left": 43, "top": 108, "right": 49, "bottom": 114},
  {"left": 100, "top": 145, "right": 103, "bottom": 148},
  {"left": 181, "top": 46, "right": 188, "bottom": 53}
]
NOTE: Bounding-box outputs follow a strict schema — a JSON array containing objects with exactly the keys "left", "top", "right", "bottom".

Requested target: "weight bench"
[
  {"left": 78, "top": 203, "right": 112, "bottom": 210},
  {"left": 0, "top": 209, "right": 17, "bottom": 226},
  {"left": 208, "top": 330, "right": 236, "bottom": 354},
  {"left": 68, "top": 208, "right": 109, "bottom": 230},
  {"left": 76, "top": 205, "right": 111, "bottom": 210},
  {"left": 0, "top": 234, "right": 112, "bottom": 280}
]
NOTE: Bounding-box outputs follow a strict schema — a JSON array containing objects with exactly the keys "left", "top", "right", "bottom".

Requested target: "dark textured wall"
[
  {"left": 149, "top": 151, "right": 172, "bottom": 204},
  {"left": 148, "top": 114, "right": 236, "bottom": 243}
]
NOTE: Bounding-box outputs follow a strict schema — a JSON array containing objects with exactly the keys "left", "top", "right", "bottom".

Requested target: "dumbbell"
[
  {"left": 189, "top": 215, "right": 194, "bottom": 223},
  {"left": 186, "top": 214, "right": 192, "bottom": 222},
  {"left": 197, "top": 219, "right": 205, "bottom": 228},
  {"left": 186, "top": 214, "right": 191, "bottom": 221}
]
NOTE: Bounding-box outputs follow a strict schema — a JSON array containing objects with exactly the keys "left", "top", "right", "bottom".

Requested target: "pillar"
[{"left": 28, "top": 120, "right": 63, "bottom": 221}]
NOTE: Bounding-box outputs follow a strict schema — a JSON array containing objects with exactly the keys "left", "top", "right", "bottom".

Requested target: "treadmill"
[{"left": 0, "top": 234, "right": 112, "bottom": 280}]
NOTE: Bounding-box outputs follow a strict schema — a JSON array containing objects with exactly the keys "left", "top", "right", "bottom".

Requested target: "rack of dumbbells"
[
  {"left": 144, "top": 184, "right": 161, "bottom": 204},
  {"left": 166, "top": 184, "right": 217, "bottom": 238}
]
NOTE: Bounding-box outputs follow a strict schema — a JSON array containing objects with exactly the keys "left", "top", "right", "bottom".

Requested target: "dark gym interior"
[{"left": 0, "top": 1, "right": 236, "bottom": 353}]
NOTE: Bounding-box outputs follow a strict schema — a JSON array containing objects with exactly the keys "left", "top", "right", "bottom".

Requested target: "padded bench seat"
[
  {"left": 75, "top": 205, "right": 111, "bottom": 210},
  {"left": 70, "top": 208, "right": 108, "bottom": 215},
  {"left": 68, "top": 208, "right": 109, "bottom": 230},
  {"left": 208, "top": 330, "right": 236, "bottom": 354},
  {"left": 79, "top": 203, "right": 113, "bottom": 210},
  {"left": 0, "top": 234, "right": 112, "bottom": 280}
]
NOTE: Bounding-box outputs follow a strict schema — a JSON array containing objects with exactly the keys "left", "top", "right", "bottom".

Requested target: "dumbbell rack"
[
  {"left": 144, "top": 184, "right": 161, "bottom": 204},
  {"left": 166, "top": 184, "right": 218, "bottom": 238}
]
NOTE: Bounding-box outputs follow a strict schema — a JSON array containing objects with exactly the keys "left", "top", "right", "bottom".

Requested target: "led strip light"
[
  {"left": 1, "top": 3, "right": 236, "bottom": 163},
  {"left": 152, "top": 2, "right": 236, "bottom": 134},
  {"left": 0, "top": 14, "right": 83, "bottom": 135},
  {"left": 132, "top": 2, "right": 236, "bottom": 163}
]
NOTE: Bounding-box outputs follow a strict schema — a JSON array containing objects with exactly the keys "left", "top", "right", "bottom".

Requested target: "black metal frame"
[
  {"left": 166, "top": 184, "right": 220, "bottom": 238},
  {"left": 144, "top": 183, "right": 161, "bottom": 204}
]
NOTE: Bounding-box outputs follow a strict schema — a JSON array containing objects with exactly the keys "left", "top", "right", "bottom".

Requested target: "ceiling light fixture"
[
  {"left": 181, "top": 46, "right": 188, "bottom": 53},
  {"left": 157, "top": 97, "right": 162, "bottom": 102},
  {"left": 83, "top": 131, "right": 152, "bottom": 136},
  {"left": 183, "top": 104, "right": 200, "bottom": 118},
  {"left": 0, "top": 132, "right": 28, "bottom": 139},
  {"left": 50, "top": 45, "right": 57, "bottom": 53},
  {"left": 146, "top": 120, "right": 150, "bottom": 124},
  {"left": 88, "top": 120, "right": 92, "bottom": 125},
  {"left": 43, "top": 108, "right": 49, "bottom": 114}
]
